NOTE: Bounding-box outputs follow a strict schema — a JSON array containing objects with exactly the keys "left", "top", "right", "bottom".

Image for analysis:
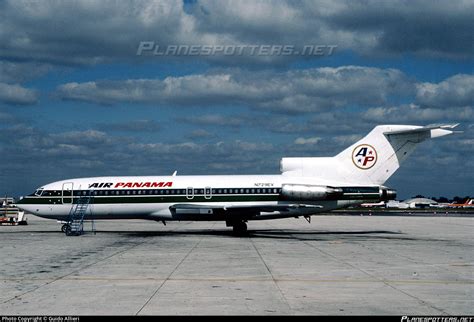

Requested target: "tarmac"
[{"left": 0, "top": 214, "right": 472, "bottom": 315}]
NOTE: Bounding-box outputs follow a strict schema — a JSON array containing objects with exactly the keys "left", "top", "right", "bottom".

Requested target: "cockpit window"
[{"left": 34, "top": 189, "right": 44, "bottom": 196}]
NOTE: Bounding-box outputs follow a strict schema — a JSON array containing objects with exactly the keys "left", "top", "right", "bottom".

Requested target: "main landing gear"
[{"left": 227, "top": 220, "right": 248, "bottom": 236}]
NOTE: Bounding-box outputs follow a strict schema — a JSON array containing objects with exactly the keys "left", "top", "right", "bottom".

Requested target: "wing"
[{"left": 169, "top": 203, "right": 322, "bottom": 215}]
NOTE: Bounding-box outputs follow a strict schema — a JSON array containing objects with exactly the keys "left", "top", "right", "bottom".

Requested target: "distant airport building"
[
  {"left": 1, "top": 197, "right": 15, "bottom": 206},
  {"left": 402, "top": 198, "right": 439, "bottom": 209},
  {"left": 386, "top": 198, "right": 439, "bottom": 209}
]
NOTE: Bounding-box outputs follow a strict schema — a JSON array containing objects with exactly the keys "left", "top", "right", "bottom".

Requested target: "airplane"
[
  {"left": 447, "top": 198, "right": 474, "bottom": 208},
  {"left": 360, "top": 201, "right": 386, "bottom": 208},
  {"left": 15, "top": 124, "right": 459, "bottom": 235}
]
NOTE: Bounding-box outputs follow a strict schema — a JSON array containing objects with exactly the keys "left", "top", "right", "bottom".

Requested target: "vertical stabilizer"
[
  {"left": 281, "top": 124, "right": 458, "bottom": 185},
  {"left": 334, "top": 124, "right": 458, "bottom": 185}
]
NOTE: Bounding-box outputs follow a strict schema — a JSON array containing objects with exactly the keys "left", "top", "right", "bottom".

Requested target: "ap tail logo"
[{"left": 352, "top": 144, "right": 377, "bottom": 169}]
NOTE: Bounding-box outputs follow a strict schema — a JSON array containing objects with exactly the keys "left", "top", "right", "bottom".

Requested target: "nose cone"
[
  {"left": 16, "top": 203, "right": 30, "bottom": 212},
  {"left": 14, "top": 198, "right": 34, "bottom": 214}
]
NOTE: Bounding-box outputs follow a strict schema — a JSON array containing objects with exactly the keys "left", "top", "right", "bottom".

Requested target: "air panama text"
[{"left": 88, "top": 182, "right": 173, "bottom": 189}]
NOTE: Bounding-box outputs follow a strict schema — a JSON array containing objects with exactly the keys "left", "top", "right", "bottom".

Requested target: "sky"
[{"left": 0, "top": 0, "right": 473, "bottom": 199}]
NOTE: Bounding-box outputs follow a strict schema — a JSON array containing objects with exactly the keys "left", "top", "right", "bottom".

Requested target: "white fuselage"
[{"left": 16, "top": 174, "right": 364, "bottom": 222}]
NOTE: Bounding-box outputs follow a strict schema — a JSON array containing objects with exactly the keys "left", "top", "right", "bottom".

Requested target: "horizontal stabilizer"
[{"left": 384, "top": 123, "right": 459, "bottom": 138}]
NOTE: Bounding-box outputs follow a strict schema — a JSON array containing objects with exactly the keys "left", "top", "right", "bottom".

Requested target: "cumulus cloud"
[
  {"left": 0, "top": 62, "right": 48, "bottom": 106},
  {"left": 55, "top": 66, "right": 414, "bottom": 112},
  {"left": 1, "top": 0, "right": 471, "bottom": 68},
  {"left": 186, "top": 129, "right": 215, "bottom": 139},
  {"left": 0, "top": 124, "right": 279, "bottom": 180},
  {"left": 324, "top": 0, "right": 474, "bottom": 59},
  {"left": 294, "top": 137, "right": 321, "bottom": 145},
  {"left": 416, "top": 74, "right": 474, "bottom": 108},
  {"left": 0, "top": 0, "right": 198, "bottom": 65},
  {"left": 362, "top": 104, "right": 473, "bottom": 123},
  {"left": 97, "top": 120, "right": 161, "bottom": 132},
  {"left": 0, "top": 82, "right": 38, "bottom": 105},
  {"left": 177, "top": 113, "right": 247, "bottom": 128},
  {"left": 0, "top": 62, "right": 51, "bottom": 84}
]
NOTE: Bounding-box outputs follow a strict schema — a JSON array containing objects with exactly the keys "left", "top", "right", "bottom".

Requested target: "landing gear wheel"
[
  {"left": 65, "top": 226, "right": 73, "bottom": 236},
  {"left": 61, "top": 224, "right": 70, "bottom": 233},
  {"left": 232, "top": 222, "right": 248, "bottom": 236}
]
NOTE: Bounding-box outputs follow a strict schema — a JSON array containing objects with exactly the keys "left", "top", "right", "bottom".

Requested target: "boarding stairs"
[{"left": 65, "top": 191, "right": 94, "bottom": 236}]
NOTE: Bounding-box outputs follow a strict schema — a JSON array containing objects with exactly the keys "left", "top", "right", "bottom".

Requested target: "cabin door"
[
  {"left": 186, "top": 187, "right": 194, "bottom": 200},
  {"left": 205, "top": 187, "right": 212, "bottom": 200},
  {"left": 62, "top": 182, "right": 74, "bottom": 204}
]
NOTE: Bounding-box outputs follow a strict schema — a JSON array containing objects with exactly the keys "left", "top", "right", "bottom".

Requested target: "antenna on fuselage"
[{"left": 172, "top": 170, "right": 177, "bottom": 176}]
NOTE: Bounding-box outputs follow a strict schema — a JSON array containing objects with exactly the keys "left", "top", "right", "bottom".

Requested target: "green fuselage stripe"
[{"left": 19, "top": 194, "right": 280, "bottom": 205}]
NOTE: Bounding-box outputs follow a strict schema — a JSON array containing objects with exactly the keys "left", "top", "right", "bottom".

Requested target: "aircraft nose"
[{"left": 15, "top": 203, "right": 34, "bottom": 214}]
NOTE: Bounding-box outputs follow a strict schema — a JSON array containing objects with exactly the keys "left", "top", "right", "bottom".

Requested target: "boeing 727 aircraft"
[{"left": 16, "top": 124, "right": 458, "bottom": 235}]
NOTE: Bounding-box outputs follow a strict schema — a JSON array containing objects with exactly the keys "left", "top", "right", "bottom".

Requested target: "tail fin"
[{"left": 281, "top": 124, "right": 458, "bottom": 185}]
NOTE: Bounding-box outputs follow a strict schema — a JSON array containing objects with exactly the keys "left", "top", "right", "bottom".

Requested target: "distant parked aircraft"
[{"left": 447, "top": 198, "right": 474, "bottom": 208}]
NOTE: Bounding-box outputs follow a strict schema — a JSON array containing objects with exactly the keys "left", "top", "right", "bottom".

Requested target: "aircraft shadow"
[
  {"left": 118, "top": 229, "right": 414, "bottom": 241},
  {"left": 6, "top": 228, "right": 441, "bottom": 242}
]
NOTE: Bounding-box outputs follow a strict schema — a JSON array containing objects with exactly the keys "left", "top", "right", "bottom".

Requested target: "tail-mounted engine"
[{"left": 280, "top": 184, "right": 396, "bottom": 202}]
